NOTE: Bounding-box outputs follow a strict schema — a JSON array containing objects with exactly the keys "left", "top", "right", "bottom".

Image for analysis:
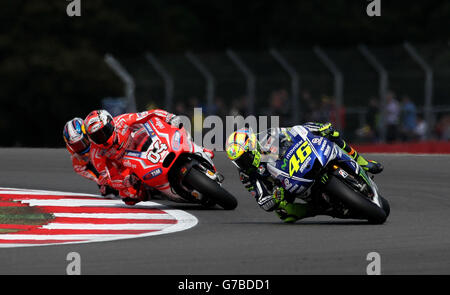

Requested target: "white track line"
[
  {"left": 53, "top": 213, "right": 173, "bottom": 219},
  {"left": 20, "top": 199, "right": 138, "bottom": 207},
  {"left": 42, "top": 223, "right": 171, "bottom": 230},
  {"left": 0, "top": 234, "right": 132, "bottom": 240}
]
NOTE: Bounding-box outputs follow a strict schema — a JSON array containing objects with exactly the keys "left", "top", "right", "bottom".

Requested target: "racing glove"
[
  {"left": 123, "top": 174, "right": 139, "bottom": 188},
  {"left": 318, "top": 123, "right": 340, "bottom": 139},
  {"left": 98, "top": 173, "right": 110, "bottom": 186},
  {"left": 239, "top": 171, "right": 254, "bottom": 192},
  {"left": 258, "top": 187, "right": 285, "bottom": 212}
]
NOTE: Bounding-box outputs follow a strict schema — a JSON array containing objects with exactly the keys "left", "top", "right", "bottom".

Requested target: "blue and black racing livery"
[{"left": 225, "top": 122, "right": 389, "bottom": 224}]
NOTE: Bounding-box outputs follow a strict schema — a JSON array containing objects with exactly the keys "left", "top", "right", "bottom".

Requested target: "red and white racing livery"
[
  {"left": 119, "top": 117, "right": 238, "bottom": 209},
  {"left": 0, "top": 188, "right": 198, "bottom": 248}
]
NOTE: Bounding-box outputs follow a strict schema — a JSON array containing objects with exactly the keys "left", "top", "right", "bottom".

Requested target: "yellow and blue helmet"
[{"left": 225, "top": 129, "right": 261, "bottom": 169}]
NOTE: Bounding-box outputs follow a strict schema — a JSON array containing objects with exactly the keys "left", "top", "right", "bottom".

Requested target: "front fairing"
[
  {"left": 264, "top": 126, "right": 335, "bottom": 195},
  {"left": 121, "top": 118, "right": 190, "bottom": 186}
]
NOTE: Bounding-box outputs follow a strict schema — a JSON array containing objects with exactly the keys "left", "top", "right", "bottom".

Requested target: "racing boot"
[
  {"left": 315, "top": 122, "right": 383, "bottom": 174},
  {"left": 348, "top": 147, "right": 383, "bottom": 174},
  {"left": 275, "top": 200, "right": 317, "bottom": 223}
]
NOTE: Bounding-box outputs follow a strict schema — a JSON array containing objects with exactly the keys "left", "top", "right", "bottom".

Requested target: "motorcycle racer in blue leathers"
[{"left": 225, "top": 122, "right": 383, "bottom": 223}]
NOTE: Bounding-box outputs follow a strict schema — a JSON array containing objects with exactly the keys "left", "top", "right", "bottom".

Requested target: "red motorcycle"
[{"left": 121, "top": 116, "right": 238, "bottom": 210}]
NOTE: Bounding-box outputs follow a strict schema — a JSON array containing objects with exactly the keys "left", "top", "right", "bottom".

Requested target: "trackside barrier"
[{"left": 354, "top": 141, "right": 450, "bottom": 154}]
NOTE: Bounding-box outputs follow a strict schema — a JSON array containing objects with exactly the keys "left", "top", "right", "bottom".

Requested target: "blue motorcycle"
[{"left": 261, "top": 126, "right": 390, "bottom": 224}]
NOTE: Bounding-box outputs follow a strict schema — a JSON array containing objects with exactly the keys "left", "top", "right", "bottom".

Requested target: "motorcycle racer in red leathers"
[
  {"left": 84, "top": 109, "right": 213, "bottom": 205},
  {"left": 63, "top": 117, "right": 118, "bottom": 198}
]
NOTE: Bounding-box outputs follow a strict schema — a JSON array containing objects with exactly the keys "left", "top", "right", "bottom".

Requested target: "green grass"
[
  {"left": 0, "top": 204, "right": 54, "bottom": 234},
  {"left": 0, "top": 229, "right": 20, "bottom": 234}
]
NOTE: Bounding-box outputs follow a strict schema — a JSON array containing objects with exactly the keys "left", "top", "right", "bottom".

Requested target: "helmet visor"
[
  {"left": 88, "top": 121, "right": 115, "bottom": 145},
  {"left": 234, "top": 150, "right": 256, "bottom": 169},
  {"left": 70, "top": 137, "right": 90, "bottom": 154}
]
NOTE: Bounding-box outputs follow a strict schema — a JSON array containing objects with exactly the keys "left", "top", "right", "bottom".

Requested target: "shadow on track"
[{"left": 222, "top": 220, "right": 373, "bottom": 226}]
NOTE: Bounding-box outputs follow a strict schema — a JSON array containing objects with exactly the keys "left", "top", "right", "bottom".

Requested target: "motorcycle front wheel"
[
  {"left": 183, "top": 167, "right": 238, "bottom": 210},
  {"left": 324, "top": 175, "right": 388, "bottom": 224}
]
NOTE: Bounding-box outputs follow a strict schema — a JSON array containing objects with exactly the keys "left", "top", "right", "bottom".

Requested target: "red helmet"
[
  {"left": 63, "top": 117, "right": 90, "bottom": 155},
  {"left": 84, "top": 110, "right": 116, "bottom": 147}
]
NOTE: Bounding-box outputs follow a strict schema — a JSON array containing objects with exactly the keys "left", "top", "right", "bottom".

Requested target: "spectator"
[
  {"left": 329, "top": 96, "right": 346, "bottom": 130},
  {"left": 269, "top": 89, "right": 290, "bottom": 126},
  {"left": 187, "top": 96, "right": 200, "bottom": 119},
  {"left": 301, "top": 90, "right": 320, "bottom": 122},
  {"left": 174, "top": 101, "right": 188, "bottom": 117},
  {"left": 435, "top": 114, "right": 450, "bottom": 140},
  {"left": 356, "top": 97, "right": 379, "bottom": 143},
  {"left": 230, "top": 96, "right": 247, "bottom": 117},
  {"left": 366, "top": 97, "right": 380, "bottom": 139},
  {"left": 213, "top": 97, "right": 228, "bottom": 119},
  {"left": 399, "top": 95, "right": 417, "bottom": 141},
  {"left": 317, "top": 95, "right": 345, "bottom": 130},
  {"left": 385, "top": 91, "right": 400, "bottom": 142},
  {"left": 414, "top": 115, "right": 427, "bottom": 141},
  {"left": 317, "top": 95, "right": 333, "bottom": 123}
]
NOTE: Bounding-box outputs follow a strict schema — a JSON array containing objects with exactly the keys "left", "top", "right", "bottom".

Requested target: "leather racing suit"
[
  {"left": 65, "top": 148, "right": 118, "bottom": 197},
  {"left": 236, "top": 122, "right": 382, "bottom": 222},
  {"left": 89, "top": 110, "right": 175, "bottom": 203}
]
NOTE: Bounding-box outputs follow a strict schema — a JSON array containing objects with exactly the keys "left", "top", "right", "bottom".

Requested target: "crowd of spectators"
[
  {"left": 356, "top": 90, "right": 450, "bottom": 143},
  {"left": 141, "top": 88, "right": 449, "bottom": 143}
]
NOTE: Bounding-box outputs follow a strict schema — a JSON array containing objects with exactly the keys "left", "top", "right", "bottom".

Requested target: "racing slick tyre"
[
  {"left": 379, "top": 195, "right": 390, "bottom": 218},
  {"left": 324, "top": 176, "right": 387, "bottom": 224},
  {"left": 183, "top": 167, "right": 238, "bottom": 210}
]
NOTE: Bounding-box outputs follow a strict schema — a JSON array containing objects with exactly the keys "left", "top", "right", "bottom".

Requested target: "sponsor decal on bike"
[
  {"left": 285, "top": 140, "right": 303, "bottom": 160},
  {"left": 299, "top": 155, "right": 312, "bottom": 173},
  {"left": 123, "top": 160, "right": 137, "bottom": 169},
  {"left": 136, "top": 111, "right": 148, "bottom": 119},
  {"left": 143, "top": 123, "right": 157, "bottom": 140},
  {"left": 125, "top": 150, "right": 141, "bottom": 158},
  {"left": 147, "top": 140, "right": 168, "bottom": 164},
  {"left": 311, "top": 137, "right": 323, "bottom": 145},
  {"left": 338, "top": 169, "right": 349, "bottom": 178},
  {"left": 289, "top": 141, "right": 313, "bottom": 176},
  {"left": 143, "top": 168, "right": 163, "bottom": 180},
  {"left": 154, "top": 118, "right": 165, "bottom": 130},
  {"left": 172, "top": 131, "right": 181, "bottom": 151},
  {"left": 180, "top": 167, "right": 188, "bottom": 175}
]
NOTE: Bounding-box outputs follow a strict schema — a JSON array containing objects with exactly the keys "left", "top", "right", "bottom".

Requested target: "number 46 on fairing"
[{"left": 289, "top": 141, "right": 312, "bottom": 176}]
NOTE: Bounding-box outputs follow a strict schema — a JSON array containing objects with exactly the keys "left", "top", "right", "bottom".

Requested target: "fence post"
[
  {"left": 104, "top": 54, "right": 137, "bottom": 113},
  {"left": 358, "top": 44, "right": 388, "bottom": 142},
  {"left": 144, "top": 52, "right": 174, "bottom": 112},
  {"left": 226, "top": 49, "right": 256, "bottom": 116},
  {"left": 313, "top": 46, "right": 343, "bottom": 130},
  {"left": 269, "top": 49, "right": 300, "bottom": 124},
  {"left": 185, "top": 52, "right": 215, "bottom": 115},
  {"left": 404, "top": 42, "right": 434, "bottom": 140}
]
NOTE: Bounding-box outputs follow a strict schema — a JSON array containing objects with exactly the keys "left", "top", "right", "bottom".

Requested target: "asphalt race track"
[{"left": 0, "top": 148, "right": 449, "bottom": 274}]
